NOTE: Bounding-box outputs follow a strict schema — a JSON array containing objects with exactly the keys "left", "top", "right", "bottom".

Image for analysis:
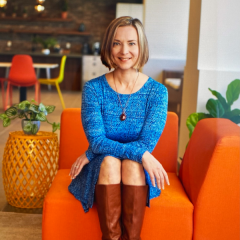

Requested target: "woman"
[{"left": 68, "top": 16, "right": 170, "bottom": 240}]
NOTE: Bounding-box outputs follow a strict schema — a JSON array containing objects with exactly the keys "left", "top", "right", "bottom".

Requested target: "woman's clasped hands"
[
  {"left": 69, "top": 153, "right": 90, "bottom": 179},
  {"left": 142, "top": 151, "right": 170, "bottom": 190}
]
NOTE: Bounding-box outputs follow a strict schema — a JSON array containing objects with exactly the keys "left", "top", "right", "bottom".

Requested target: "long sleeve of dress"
[{"left": 82, "top": 81, "right": 168, "bottom": 164}]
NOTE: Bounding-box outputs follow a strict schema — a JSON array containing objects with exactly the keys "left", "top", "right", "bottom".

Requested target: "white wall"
[
  {"left": 197, "top": 0, "right": 240, "bottom": 114},
  {"left": 198, "top": 0, "right": 240, "bottom": 72},
  {"left": 143, "top": 0, "right": 190, "bottom": 81},
  {"left": 116, "top": 3, "right": 143, "bottom": 23},
  {"left": 144, "top": 0, "right": 190, "bottom": 60}
]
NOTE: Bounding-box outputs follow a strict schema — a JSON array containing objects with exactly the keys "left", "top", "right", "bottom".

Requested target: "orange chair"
[
  {"left": 0, "top": 78, "right": 6, "bottom": 109},
  {"left": 4, "top": 55, "right": 40, "bottom": 110},
  {"left": 42, "top": 109, "right": 240, "bottom": 240}
]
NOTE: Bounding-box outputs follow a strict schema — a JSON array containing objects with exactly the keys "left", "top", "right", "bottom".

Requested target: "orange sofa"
[{"left": 42, "top": 108, "right": 240, "bottom": 240}]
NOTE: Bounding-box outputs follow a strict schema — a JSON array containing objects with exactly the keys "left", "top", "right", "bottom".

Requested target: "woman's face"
[{"left": 111, "top": 26, "right": 139, "bottom": 70}]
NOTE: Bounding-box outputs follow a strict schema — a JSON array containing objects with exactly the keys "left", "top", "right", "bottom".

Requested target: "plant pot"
[
  {"left": 1, "top": 13, "right": 6, "bottom": 18},
  {"left": 23, "top": 13, "right": 28, "bottom": 18},
  {"left": 12, "top": 13, "right": 17, "bottom": 18},
  {"left": 42, "top": 49, "right": 50, "bottom": 55},
  {"left": 22, "top": 120, "right": 41, "bottom": 135},
  {"left": 61, "top": 11, "right": 68, "bottom": 19}
]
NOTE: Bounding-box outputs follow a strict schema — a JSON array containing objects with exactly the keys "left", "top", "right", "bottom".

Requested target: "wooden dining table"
[{"left": 0, "top": 62, "right": 59, "bottom": 101}]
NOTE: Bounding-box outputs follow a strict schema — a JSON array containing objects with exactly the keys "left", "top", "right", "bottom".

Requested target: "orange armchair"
[{"left": 42, "top": 108, "right": 240, "bottom": 240}]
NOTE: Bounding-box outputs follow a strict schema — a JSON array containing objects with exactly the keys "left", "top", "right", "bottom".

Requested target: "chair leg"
[
  {"left": 55, "top": 82, "right": 66, "bottom": 109},
  {"left": 10, "top": 85, "right": 12, "bottom": 106},
  {"left": 5, "top": 82, "right": 10, "bottom": 111},
  {"left": 35, "top": 82, "right": 40, "bottom": 104},
  {"left": 38, "top": 83, "right": 41, "bottom": 103},
  {"left": 1, "top": 81, "right": 5, "bottom": 109}
]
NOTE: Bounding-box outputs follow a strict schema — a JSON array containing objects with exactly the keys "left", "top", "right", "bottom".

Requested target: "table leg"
[
  {"left": 4, "top": 67, "right": 9, "bottom": 88},
  {"left": 46, "top": 68, "right": 51, "bottom": 90},
  {"left": 36, "top": 68, "right": 40, "bottom": 78},
  {"left": 20, "top": 87, "right": 27, "bottom": 102},
  {"left": 5, "top": 67, "right": 9, "bottom": 78}
]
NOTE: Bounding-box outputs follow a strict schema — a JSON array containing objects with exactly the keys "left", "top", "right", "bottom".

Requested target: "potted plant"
[
  {"left": 186, "top": 79, "right": 240, "bottom": 140},
  {"left": 0, "top": 100, "right": 60, "bottom": 135},
  {"left": 0, "top": 7, "right": 6, "bottom": 18},
  {"left": 34, "top": 37, "right": 58, "bottom": 55},
  {"left": 22, "top": 7, "right": 28, "bottom": 18},
  {"left": 12, "top": 6, "right": 18, "bottom": 18},
  {"left": 61, "top": 0, "right": 68, "bottom": 19}
]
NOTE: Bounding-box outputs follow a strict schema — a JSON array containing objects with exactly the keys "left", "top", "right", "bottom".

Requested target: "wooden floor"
[{"left": 0, "top": 88, "right": 82, "bottom": 211}]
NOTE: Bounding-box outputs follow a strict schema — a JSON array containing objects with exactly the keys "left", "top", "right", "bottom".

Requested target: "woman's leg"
[
  {"left": 95, "top": 156, "right": 122, "bottom": 240},
  {"left": 121, "top": 160, "right": 148, "bottom": 240},
  {"left": 97, "top": 156, "right": 121, "bottom": 184}
]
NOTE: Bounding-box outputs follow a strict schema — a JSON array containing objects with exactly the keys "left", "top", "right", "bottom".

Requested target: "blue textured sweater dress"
[{"left": 68, "top": 74, "right": 168, "bottom": 213}]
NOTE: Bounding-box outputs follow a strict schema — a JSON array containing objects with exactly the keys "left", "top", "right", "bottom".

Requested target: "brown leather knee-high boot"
[
  {"left": 95, "top": 184, "right": 122, "bottom": 240},
  {"left": 121, "top": 184, "right": 148, "bottom": 240}
]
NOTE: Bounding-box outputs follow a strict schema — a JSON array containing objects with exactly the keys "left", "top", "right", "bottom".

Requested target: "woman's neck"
[{"left": 113, "top": 68, "right": 138, "bottom": 87}]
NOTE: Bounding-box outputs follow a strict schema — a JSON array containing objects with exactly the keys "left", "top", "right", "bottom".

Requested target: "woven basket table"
[{"left": 2, "top": 131, "right": 59, "bottom": 208}]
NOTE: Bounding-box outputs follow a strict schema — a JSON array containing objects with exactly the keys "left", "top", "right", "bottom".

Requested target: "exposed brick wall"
[{"left": 0, "top": 0, "right": 142, "bottom": 53}]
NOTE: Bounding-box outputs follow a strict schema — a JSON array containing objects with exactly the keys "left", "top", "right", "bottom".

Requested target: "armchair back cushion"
[{"left": 59, "top": 109, "right": 178, "bottom": 173}]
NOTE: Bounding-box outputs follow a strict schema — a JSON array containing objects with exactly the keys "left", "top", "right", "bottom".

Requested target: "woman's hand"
[
  {"left": 142, "top": 151, "right": 170, "bottom": 189},
  {"left": 69, "top": 153, "right": 90, "bottom": 179}
]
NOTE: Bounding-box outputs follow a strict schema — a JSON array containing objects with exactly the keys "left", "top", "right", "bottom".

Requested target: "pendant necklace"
[{"left": 113, "top": 70, "right": 139, "bottom": 121}]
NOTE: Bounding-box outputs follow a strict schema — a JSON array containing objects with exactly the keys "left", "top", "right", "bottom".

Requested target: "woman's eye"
[
  {"left": 129, "top": 42, "right": 135, "bottom": 46},
  {"left": 113, "top": 42, "right": 119, "bottom": 46}
]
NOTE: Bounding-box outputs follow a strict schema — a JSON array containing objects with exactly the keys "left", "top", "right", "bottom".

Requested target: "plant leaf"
[
  {"left": 208, "top": 88, "right": 230, "bottom": 111},
  {"left": 0, "top": 113, "right": 8, "bottom": 120},
  {"left": 52, "top": 122, "right": 60, "bottom": 132},
  {"left": 226, "top": 79, "right": 240, "bottom": 106},
  {"left": 18, "top": 110, "right": 25, "bottom": 119},
  {"left": 45, "top": 105, "right": 55, "bottom": 114},
  {"left": 229, "top": 116, "right": 240, "bottom": 124},
  {"left": 36, "top": 112, "right": 47, "bottom": 121},
  {"left": 32, "top": 124, "right": 38, "bottom": 134},
  {"left": 3, "top": 117, "right": 11, "bottom": 127},
  {"left": 5, "top": 107, "right": 18, "bottom": 118},
  {"left": 206, "top": 99, "right": 225, "bottom": 117},
  {"left": 29, "top": 104, "right": 39, "bottom": 113},
  {"left": 18, "top": 100, "right": 31, "bottom": 110},
  {"left": 222, "top": 109, "right": 240, "bottom": 119},
  {"left": 23, "top": 122, "right": 32, "bottom": 132},
  {"left": 38, "top": 103, "right": 48, "bottom": 116},
  {"left": 186, "top": 112, "right": 211, "bottom": 138},
  {"left": 52, "top": 123, "right": 57, "bottom": 132}
]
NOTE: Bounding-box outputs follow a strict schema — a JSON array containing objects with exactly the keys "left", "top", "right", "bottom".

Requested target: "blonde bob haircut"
[{"left": 101, "top": 16, "right": 149, "bottom": 70}]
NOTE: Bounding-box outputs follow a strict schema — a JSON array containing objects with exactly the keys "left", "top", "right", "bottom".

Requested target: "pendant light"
[
  {"left": 35, "top": 0, "right": 45, "bottom": 12},
  {"left": 35, "top": 4, "right": 44, "bottom": 12},
  {"left": 37, "top": 0, "right": 45, "bottom": 4},
  {"left": 0, "top": 0, "right": 7, "bottom": 8}
]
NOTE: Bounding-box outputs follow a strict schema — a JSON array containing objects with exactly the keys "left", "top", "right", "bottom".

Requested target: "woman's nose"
[{"left": 120, "top": 44, "right": 129, "bottom": 54}]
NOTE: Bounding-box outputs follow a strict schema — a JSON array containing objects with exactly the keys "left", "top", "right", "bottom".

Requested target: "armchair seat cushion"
[{"left": 43, "top": 171, "right": 193, "bottom": 240}]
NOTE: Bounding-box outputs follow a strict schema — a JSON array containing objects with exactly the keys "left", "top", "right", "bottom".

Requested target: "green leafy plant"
[
  {"left": 13, "top": 6, "right": 18, "bottom": 13},
  {"left": 62, "top": 0, "right": 68, "bottom": 12},
  {"left": 34, "top": 37, "right": 58, "bottom": 49},
  {"left": 23, "top": 7, "right": 27, "bottom": 14},
  {"left": 187, "top": 79, "right": 240, "bottom": 139},
  {"left": 0, "top": 100, "right": 60, "bottom": 133},
  {"left": 0, "top": 7, "right": 6, "bottom": 13}
]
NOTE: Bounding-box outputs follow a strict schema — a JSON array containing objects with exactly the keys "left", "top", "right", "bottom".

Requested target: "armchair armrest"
[{"left": 179, "top": 119, "right": 240, "bottom": 240}]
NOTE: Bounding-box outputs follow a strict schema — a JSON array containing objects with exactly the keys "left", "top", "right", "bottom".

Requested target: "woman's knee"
[
  {"left": 97, "top": 156, "right": 121, "bottom": 184},
  {"left": 121, "top": 159, "right": 146, "bottom": 185}
]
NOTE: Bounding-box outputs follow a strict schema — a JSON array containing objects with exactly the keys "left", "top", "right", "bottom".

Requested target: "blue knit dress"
[{"left": 68, "top": 74, "right": 168, "bottom": 213}]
